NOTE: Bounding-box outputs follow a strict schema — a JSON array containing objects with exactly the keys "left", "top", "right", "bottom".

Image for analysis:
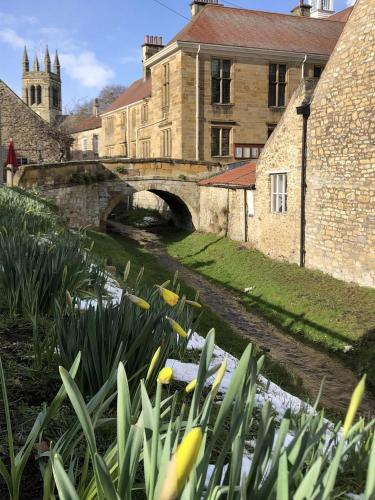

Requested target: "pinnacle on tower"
[
  {"left": 32, "top": 55, "right": 40, "bottom": 72},
  {"left": 53, "top": 50, "right": 60, "bottom": 77},
  {"left": 22, "top": 46, "right": 29, "bottom": 73},
  {"left": 44, "top": 46, "right": 51, "bottom": 72}
]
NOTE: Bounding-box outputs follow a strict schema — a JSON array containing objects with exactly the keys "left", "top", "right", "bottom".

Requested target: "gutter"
[
  {"left": 296, "top": 102, "right": 311, "bottom": 268},
  {"left": 144, "top": 40, "right": 330, "bottom": 68}
]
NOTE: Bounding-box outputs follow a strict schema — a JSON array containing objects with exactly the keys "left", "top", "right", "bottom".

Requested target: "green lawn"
[
  {"left": 166, "top": 232, "right": 375, "bottom": 389},
  {"left": 88, "top": 230, "right": 309, "bottom": 400}
]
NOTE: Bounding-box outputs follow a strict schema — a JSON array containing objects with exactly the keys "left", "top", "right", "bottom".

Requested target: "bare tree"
[{"left": 69, "top": 85, "right": 127, "bottom": 117}]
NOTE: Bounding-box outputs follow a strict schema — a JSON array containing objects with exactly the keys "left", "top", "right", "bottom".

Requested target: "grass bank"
[
  {"left": 89, "top": 230, "right": 309, "bottom": 400},
  {"left": 165, "top": 232, "right": 375, "bottom": 389}
]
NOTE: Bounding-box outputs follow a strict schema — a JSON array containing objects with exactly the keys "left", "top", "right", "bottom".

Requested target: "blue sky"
[{"left": 0, "top": 0, "right": 352, "bottom": 110}]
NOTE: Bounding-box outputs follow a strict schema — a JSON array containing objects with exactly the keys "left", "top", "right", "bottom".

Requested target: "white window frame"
[
  {"left": 81, "top": 137, "right": 88, "bottom": 153},
  {"left": 270, "top": 173, "right": 288, "bottom": 213}
]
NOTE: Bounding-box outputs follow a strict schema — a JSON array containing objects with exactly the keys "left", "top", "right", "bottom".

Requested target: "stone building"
[
  {"left": 69, "top": 100, "right": 101, "bottom": 160},
  {"left": 99, "top": 0, "right": 345, "bottom": 163},
  {"left": 251, "top": 0, "right": 374, "bottom": 288},
  {"left": 22, "top": 47, "right": 62, "bottom": 124},
  {"left": 198, "top": 162, "right": 256, "bottom": 241},
  {"left": 0, "top": 79, "right": 62, "bottom": 179}
]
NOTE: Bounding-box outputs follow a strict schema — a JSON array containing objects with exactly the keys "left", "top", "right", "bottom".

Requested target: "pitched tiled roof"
[
  {"left": 328, "top": 6, "right": 353, "bottom": 22},
  {"left": 199, "top": 162, "right": 256, "bottom": 188},
  {"left": 104, "top": 78, "right": 151, "bottom": 113},
  {"left": 170, "top": 5, "right": 345, "bottom": 56},
  {"left": 67, "top": 115, "right": 101, "bottom": 134}
]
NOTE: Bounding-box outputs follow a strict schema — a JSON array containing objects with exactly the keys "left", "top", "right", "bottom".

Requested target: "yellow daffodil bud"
[
  {"left": 146, "top": 347, "right": 161, "bottom": 381},
  {"left": 212, "top": 359, "right": 227, "bottom": 394},
  {"left": 343, "top": 375, "right": 366, "bottom": 437},
  {"left": 185, "top": 300, "right": 202, "bottom": 309},
  {"left": 167, "top": 317, "right": 188, "bottom": 338},
  {"left": 157, "top": 286, "right": 179, "bottom": 307},
  {"left": 159, "top": 427, "right": 203, "bottom": 500},
  {"left": 65, "top": 290, "right": 73, "bottom": 308},
  {"left": 126, "top": 293, "right": 150, "bottom": 310},
  {"left": 185, "top": 379, "right": 197, "bottom": 393},
  {"left": 157, "top": 367, "right": 173, "bottom": 385},
  {"left": 176, "top": 427, "right": 202, "bottom": 490}
]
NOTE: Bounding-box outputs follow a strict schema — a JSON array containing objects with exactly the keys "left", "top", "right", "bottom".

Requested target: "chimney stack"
[
  {"left": 93, "top": 98, "right": 100, "bottom": 117},
  {"left": 142, "top": 35, "right": 164, "bottom": 80},
  {"left": 191, "top": 0, "right": 220, "bottom": 17},
  {"left": 291, "top": 0, "right": 312, "bottom": 16}
]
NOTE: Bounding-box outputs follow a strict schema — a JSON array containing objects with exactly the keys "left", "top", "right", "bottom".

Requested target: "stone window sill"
[{"left": 269, "top": 106, "right": 286, "bottom": 112}]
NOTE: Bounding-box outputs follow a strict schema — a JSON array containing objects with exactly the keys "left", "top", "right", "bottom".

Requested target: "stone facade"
[
  {"left": 252, "top": 79, "right": 317, "bottom": 264},
  {"left": 71, "top": 126, "right": 101, "bottom": 161},
  {"left": 198, "top": 185, "right": 256, "bottom": 242},
  {"left": 101, "top": 50, "right": 325, "bottom": 165},
  {"left": 97, "top": 2, "right": 344, "bottom": 164},
  {"left": 22, "top": 47, "right": 62, "bottom": 124},
  {"left": 305, "top": 0, "right": 375, "bottom": 287},
  {"left": 0, "top": 80, "right": 61, "bottom": 179}
]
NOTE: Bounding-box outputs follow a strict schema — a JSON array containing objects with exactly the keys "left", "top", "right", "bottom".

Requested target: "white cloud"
[
  {"left": 346, "top": 0, "right": 356, "bottom": 5},
  {"left": 59, "top": 51, "right": 115, "bottom": 88},
  {"left": 0, "top": 12, "right": 37, "bottom": 26},
  {"left": 0, "top": 28, "right": 26, "bottom": 49}
]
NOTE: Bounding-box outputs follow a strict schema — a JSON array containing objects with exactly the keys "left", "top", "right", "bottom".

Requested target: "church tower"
[
  {"left": 308, "top": 0, "right": 335, "bottom": 18},
  {"left": 22, "top": 46, "right": 62, "bottom": 124}
]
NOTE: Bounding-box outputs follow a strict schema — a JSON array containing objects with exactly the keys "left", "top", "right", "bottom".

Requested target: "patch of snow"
[
  {"left": 79, "top": 274, "right": 123, "bottom": 309},
  {"left": 185, "top": 332, "right": 312, "bottom": 419}
]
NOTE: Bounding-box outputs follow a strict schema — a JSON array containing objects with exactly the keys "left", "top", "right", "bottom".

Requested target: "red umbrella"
[{"left": 6, "top": 139, "right": 17, "bottom": 170}]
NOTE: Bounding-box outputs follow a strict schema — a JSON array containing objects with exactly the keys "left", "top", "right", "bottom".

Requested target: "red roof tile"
[
  {"left": 68, "top": 115, "right": 101, "bottom": 134},
  {"left": 199, "top": 162, "right": 256, "bottom": 188},
  {"left": 170, "top": 5, "right": 345, "bottom": 56},
  {"left": 105, "top": 78, "right": 151, "bottom": 113},
  {"left": 328, "top": 6, "right": 353, "bottom": 22}
]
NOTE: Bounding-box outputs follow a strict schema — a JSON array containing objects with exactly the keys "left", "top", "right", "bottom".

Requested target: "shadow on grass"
[{"left": 186, "top": 259, "right": 362, "bottom": 348}]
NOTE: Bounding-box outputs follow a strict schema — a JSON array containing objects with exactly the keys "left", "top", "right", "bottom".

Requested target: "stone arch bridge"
[{"left": 13, "top": 158, "right": 222, "bottom": 230}]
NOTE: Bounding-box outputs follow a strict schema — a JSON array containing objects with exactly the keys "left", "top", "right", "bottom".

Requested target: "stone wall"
[
  {"left": 71, "top": 127, "right": 101, "bottom": 160},
  {"left": 198, "top": 185, "right": 253, "bottom": 242},
  {"left": 0, "top": 80, "right": 61, "bottom": 173},
  {"left": 132, "top": 191, "right": 171, "bottom": 217},
  {"left": 252, "top": 79, "right": 317, "bottom": 263},
  {"left": 305, "top": 0, "right": 375, "bottom": 287}
]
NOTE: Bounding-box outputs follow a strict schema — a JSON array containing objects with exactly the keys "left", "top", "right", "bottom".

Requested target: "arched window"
[
  {"left": 30, "top": 85, "right": 36, "bottom": 105},
  {"left": 52, "top": 87, "right": 59, "bottom": 107},
  {"left": 36, "top": 85, "right": 42, "bottom": 105},
  {"left": 25, "top": 88, "right": 29, "bottom": 105}
]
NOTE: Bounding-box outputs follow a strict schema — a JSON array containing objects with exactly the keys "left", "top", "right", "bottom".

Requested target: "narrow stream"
[{"left": 108, "top": 220, "right": 375, "bottom": 416}]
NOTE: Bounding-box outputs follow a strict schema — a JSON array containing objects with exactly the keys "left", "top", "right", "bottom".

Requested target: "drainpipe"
[
  {"left": 0, "top": 86, "right": 3, "bottom": 184},
  {"left": 244, "top": 189, "right": 248, "bottom": 242},
  {"left": 296, "top": 101, "right": 311, "bottom": 268},
  {"left": 301, "top": 54, "right": 307, "bottom": 79},
  {"left": 196, "top": 45, "right": 201, "bottom": 161}
]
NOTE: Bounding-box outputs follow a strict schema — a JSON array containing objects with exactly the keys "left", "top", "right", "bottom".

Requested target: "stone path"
[{"left": 109, "top": 221, "right": 375, "bottom": 416}]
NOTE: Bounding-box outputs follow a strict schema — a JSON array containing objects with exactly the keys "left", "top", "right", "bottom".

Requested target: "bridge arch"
[{"left": 100, "top": 180, "right": 199, "bottom": 231}]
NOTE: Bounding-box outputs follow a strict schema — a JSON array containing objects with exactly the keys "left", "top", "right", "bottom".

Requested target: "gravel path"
[{"left": 109, "top": 222, "right": 375, "bottom": 416}]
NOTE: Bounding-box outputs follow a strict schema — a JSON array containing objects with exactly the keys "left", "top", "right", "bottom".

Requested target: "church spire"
[
  {"left": 22, "top": 46, "right": 29, "bottom": 73},
  {"left": 53, "top": 49, "right": 60, "bottom": 77},
  {"left": 32, "top": 54, "right": 40, "bottom": 72},
  {"left": 44, "top": 46, "right": 51, "bottom": 72}
]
